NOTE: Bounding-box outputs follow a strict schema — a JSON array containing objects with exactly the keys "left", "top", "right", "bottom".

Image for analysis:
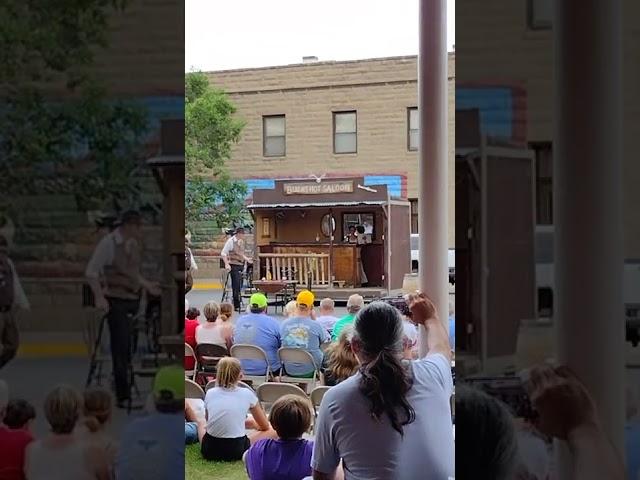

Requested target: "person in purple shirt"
[
  {"left": 233, "top": 293, "right": 282, "bottom": 375},
  {"left": 244, "top": 394, "right": 314, "bottom": 480}
]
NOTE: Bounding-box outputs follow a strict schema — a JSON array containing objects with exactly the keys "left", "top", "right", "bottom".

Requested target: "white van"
[{"left": 410, "top": 233, "right": 455, "bottom": 283}]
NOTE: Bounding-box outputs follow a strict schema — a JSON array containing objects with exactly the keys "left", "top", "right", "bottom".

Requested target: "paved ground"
[{"left": 1, "top": 357, "right": 149, "bottom": 437}]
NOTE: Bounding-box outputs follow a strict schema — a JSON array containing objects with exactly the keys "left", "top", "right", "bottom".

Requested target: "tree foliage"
[
  {"left": 0, "top": 0, "right": 149, "bottom": 215},
  {"left": 185, "top": 72, "right": 248, "bottom": 228}
]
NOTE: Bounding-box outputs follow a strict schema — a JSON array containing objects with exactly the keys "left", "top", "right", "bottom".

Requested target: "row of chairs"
[
  {"left": 185, "top": 343, "right": 322, "bottom": 392},
  {"left": 186, "top": 378, "right": 331, "bottom": 426}
]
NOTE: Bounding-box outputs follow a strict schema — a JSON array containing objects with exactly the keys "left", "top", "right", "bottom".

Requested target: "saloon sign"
[{"left": 284, "top": 180, "right": 354, "bottom": 195}]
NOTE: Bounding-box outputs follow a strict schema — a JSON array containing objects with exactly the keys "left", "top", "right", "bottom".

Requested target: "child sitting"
[
  {"left": 201, "top": 357, "right": 275, "bottom": 461},
  {"left": 0, "top": 398, "right": 36, "bottom": 480},
  {"left": 244, "top": 394, "right": 314, "bottom": 480}
]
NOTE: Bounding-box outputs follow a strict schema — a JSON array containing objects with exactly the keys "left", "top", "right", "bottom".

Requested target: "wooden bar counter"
[{"left": 260, "top": 243, "right": 363, "bottom": 287}]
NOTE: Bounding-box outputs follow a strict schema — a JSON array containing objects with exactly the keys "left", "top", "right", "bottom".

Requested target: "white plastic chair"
[
  {"left": 184, "top": 343, "right": 197, "bottom": 380},
  {"left": 230, "top": 344, "right": 272, "bottom": 386},
  {"left": 278, "top": 347, "right": 321, "bottom": 393},
  {"left": 205, "top": 380, "right": 254, "bottom": 392},
  {"left": 185, "top": 378, "right": 205, "bottom": 400}
]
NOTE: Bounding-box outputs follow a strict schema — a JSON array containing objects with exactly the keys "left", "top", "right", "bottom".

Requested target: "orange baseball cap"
[{"left": 297, "top": 290, "right": 315, "bottom": 308}]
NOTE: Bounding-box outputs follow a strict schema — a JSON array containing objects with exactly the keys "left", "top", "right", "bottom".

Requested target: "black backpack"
[{"left": 0, "top": 255, "right": 15, "bottom": 309}]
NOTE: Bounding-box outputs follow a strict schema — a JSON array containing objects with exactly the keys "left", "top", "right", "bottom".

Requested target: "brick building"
[
  {"left": 11, "top": 1, "right": 184, "bottom": 334},
  {"left": 457, "top": 0, "right": 640, "bottom": 257},
  {"left": 206, "top": 54, "right": 457, "bottom": 247}
]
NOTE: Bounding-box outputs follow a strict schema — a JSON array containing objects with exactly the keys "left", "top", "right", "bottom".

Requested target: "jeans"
[
  {"left": 106, "top": 297, "right": 140, "bottom": 401},
  {"left": 185, "top": 422, "right": 199, "bottom": 444},
  {"left": 230, "top": 264, "right": 243, "bottom": 310},
  {"left": 0, "top": 310, "right": 18, "bottom": 369}
]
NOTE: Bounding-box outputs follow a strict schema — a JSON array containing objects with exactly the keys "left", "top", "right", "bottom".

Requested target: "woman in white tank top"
[
  {"left": 196, "top": 301, "right": 234, "bottom": 349},
  {"left": 25, "top": 386, "right": 109, "bottom": 480}
]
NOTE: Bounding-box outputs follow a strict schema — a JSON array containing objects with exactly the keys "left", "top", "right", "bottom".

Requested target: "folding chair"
[
  {"left": 278, "top": 347, "right": 321, "bottom": 393},
  {"left": 185, "top": 378, "right": 205, "bottom": 400},
  {"left": 185, "top": 343, "right": 197, "bottom": 380},
  {"left": 206, "top": 379, "right": 254, "bottom": 392},
  {"left": 230, "top": 344, "right": 272, "bottom": 386},
  {"left": 256, "top": 382, "right": 308, "bottom": 415},
  {"left": 310, "top": 385, "right": 331, "bottom": 417},
  {"left": 195, "top": 343, "right": 229, "bottom": 384}
]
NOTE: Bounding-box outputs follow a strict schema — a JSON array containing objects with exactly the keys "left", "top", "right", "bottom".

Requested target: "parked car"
[{"left": 410, "top": 233, "right": 456, "bottom": 284}]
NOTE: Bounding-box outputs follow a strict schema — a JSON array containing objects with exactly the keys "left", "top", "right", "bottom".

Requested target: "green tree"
[
  {"left": 185, "top": 72, "right": 248, "bottom": 228},
  {"left": 0, "top": 0, "right": 149, "bottom": 215}
]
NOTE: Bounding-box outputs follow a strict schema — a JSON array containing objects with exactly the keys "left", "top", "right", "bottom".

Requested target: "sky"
[{"left": 185, "top": 0, "right": 455, "bottom": 72}]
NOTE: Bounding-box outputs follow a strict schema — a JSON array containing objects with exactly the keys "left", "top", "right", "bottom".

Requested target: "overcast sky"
[{"left": 186, "top": 0, "right": 455, "bottom": 72}]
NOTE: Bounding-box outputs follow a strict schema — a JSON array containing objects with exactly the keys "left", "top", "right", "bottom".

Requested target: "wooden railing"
[{"left": 258, "top": 253, "right": 331, "bottom": 287}]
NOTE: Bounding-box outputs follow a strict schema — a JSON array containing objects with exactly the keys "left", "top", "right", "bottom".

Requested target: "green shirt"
[{"left": 331, "top": 313, "right": 356, "bottom": 341}]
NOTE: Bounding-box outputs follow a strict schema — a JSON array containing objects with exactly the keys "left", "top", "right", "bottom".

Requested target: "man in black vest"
[
  {"left": 85, "top": 210, "right": 160, "bottom": 407},
  {"left": 220, "top": 227, "right": 253, "bottom": 312}
]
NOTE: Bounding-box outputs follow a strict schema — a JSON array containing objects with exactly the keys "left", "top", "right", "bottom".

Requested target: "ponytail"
[
  {"left": 359, "top": 349, "right": 415, "bottom": 435},
  {"left": 84, "top": 415, "right": 101, "bottom": 433},
  {"left": 354, "top": 302, "right": 416, "bottom": 435}
]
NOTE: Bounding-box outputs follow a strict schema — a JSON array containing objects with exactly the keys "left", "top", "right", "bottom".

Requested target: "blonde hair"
[
  {"left": 44, "top": 385, "right": 82, "bottom": 434},
  {"left": 325, "top": 325, "right": 359, "bottom": 384},
  {"left": 203, "top": 301, "right": 220, "bottom": 322},
  {"left": 216, "top": 357, "right": 242, "bottom": 389},
  {"left": 219, "top": 302, "right": 234, "bottom": 322},
  {"left": 284, "top": 301, "right": 297, "bottom": 317},
  {"left": 83, "top": 387, "right": 112, "bottom": 433}
]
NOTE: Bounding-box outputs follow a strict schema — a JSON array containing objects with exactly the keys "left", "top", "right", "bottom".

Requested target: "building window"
[
  {"left": 532, "top": 142, "right": 553, "bottom": 225},
  {"left": 333, "top": 111, "right": 357, "bottom": 154},
  {"left": 408, "top": 107, "right": 419, "bottom": 151},
  {"left": 410, "top": 199, "right": 419, "bottom": 233},
  {"left": 527, "top": 0, "right": 552, "bottom": 30},
  {"left": 263, "top": 115, "right": 286, "bottom": 157}
]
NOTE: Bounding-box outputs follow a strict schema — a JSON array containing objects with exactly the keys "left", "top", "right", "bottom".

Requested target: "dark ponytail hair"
[{"left": 354, "top": 302, "right": 415, "bottom": 435}]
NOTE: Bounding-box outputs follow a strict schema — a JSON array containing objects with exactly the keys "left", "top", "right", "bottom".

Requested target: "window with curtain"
[
  {"left": 408, "top": 107, "right": 419, "bottom": 151},
  {"left": 333, "top": 111, "right": 357, "bottom": 154},
  {"left": 263, "top": 115, "right": 286, "bottom": 157}
]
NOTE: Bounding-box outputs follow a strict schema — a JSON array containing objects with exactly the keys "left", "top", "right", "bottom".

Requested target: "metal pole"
[
  {"left": 418, "top": 0, "right": 449, "bottom": 356},
  {"left": 554, "top": 0, "right": 624, "bottom": 471}
]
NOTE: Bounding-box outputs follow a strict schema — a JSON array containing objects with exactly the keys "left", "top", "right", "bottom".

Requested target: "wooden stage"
[{"left": 243, "top": 285, "right": 402, "bottom": 307}]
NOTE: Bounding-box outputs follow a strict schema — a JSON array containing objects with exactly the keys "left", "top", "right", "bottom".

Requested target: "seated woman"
[
  {"left": 202, "top": 358, "right": 275, "bottom": 461},
  {"left": 311, "top": 295, "right": 454, "bottom": 479},
  {"left": 322, "top": 325, "right": 359, "bottom": 387},
  {"left": 196, "top": 301, "right": 234, "bottom": 349},
  {"left": 244, "top": 395, "right": 314, "bottom": 480}
]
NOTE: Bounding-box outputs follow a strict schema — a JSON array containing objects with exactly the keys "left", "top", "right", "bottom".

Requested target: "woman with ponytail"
[
  {"left": 311, "top": 293, "right": 454, "bottom": 480},
  {"left": 78, "top": 388, "right": 118, "bottom": 470}
]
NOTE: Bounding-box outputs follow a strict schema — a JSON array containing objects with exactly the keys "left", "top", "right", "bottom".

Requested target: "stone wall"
[{"left": 206, "top": 55, "right": 456, "bottom": 247}]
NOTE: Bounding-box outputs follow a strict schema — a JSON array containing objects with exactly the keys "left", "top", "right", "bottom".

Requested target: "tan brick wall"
[
  {"left": 207, "top": 55, "right": 456, "bottom": 247},
  {"left": 456, "top": 0, "right": 640, "bottom": 257}
]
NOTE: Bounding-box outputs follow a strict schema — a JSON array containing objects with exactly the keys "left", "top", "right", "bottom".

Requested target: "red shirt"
[
  {"left": 0, "top": 426, "right": 34, "bottom": 480},
  {"left": 184, "top": 318, "right": 198, "bottom": 370}
]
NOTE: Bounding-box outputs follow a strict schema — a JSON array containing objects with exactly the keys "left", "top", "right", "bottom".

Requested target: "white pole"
[
  {"left": 554, "top": 0, "right": 624, "bottom": 471},
  {"left": 418, "top": 0, "right": 449, "bottom": 356}
]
